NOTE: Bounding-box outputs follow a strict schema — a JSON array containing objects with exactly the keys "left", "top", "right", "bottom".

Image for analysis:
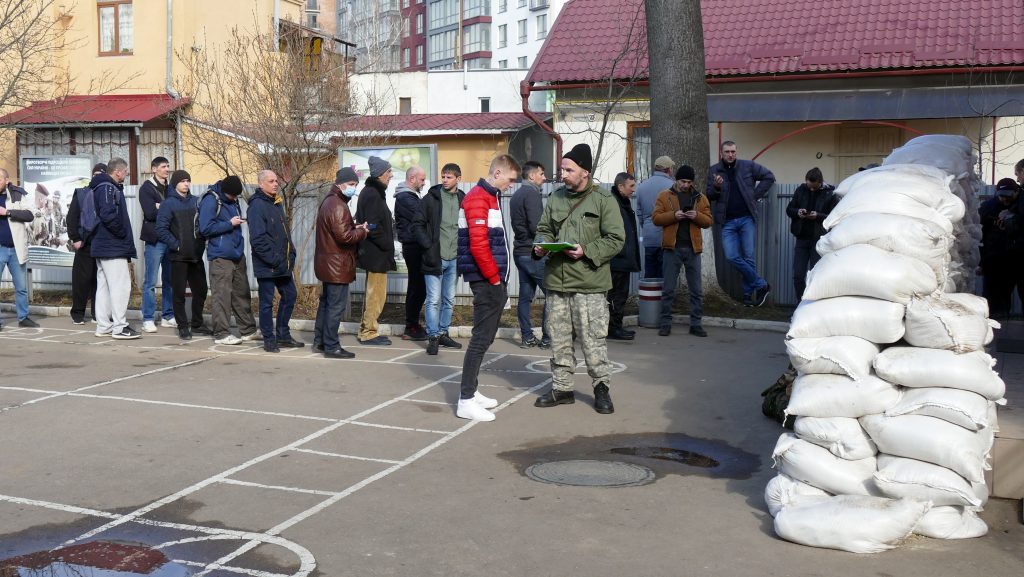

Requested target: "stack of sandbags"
[{"left": 767, "top": 137, "right": 1003, "bottom": 553}]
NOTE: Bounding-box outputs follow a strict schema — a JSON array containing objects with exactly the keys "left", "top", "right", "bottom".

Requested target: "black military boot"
[
  {"left": 593, "top": 383, "right": 614, "bottom": 414},
  {"left": 534, "top": 389, "right": 575, "bottom": 408}
]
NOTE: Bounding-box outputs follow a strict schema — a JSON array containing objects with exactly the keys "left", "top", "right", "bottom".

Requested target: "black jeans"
[
  {"left": 460, "top": 281, "right": 507, "bottom": 400},
  {"left": 313, "top": 282, "right": 350, "bottom": 351},
  {"left": 71, "top": 246, "right": 97, "bottom": 321},
  {"left": 403, "top": 242, "right": 426, "bottom": 327},
  {"left": 607, "top": 270, "right": 631, "bottom": 332},
  {"left": 171, "top": 260, "right": 208, "bottom": 328},
  {"left": 257, "top": 275, "right": 296, "bottom": 342},
  {"left": 644, "top": 246, "right": 663, "bottom": 279},
  {"left": 793, "top": 238, "right": 822, "bottom": 301}
]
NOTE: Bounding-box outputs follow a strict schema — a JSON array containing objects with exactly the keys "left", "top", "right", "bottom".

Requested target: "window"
[
  {"left": 517, "top": 19, "right": 527, "bottom": 44},
  {"left": 416, "top": 44, "right": 423, "bottom": 65},
  {"left": 307, "top": 13, "right": 318, "bottom": 28},
  {"left": 428, "top": 28, "right": 457, "bottom": 62},
  {"left": 307, "top": 0, "right": 319, "bottom": 10},
  {"left": 403, "top": 47, "right": 410, "bottom": 67},
  {"left": 402, "top": 0, "right": 410, "bottom": 7},
  {"left": 530, "top": 0, "right": 549, "bottom": 9},
  {"left": 497, "top": 24, "right": 507, "bottom": 48},
  {"left": 98, "top": 1, "right": 133, "bottom": 55},
  {"left": 518, "top": 56, "right": 527, "bottom": 68},
  {"left": 403, "top": 18, "right": 410, "bottom": 37},
  {"left": 536, "top": 14, "right": 547, "bottom": 39},
  {"left": 518, "top": 0, "right": 527, "bottom": 7},
  {"left": 428, "top": 0, "right": 458, "bottom": 29},
  {"left": 463, "top": 0, "right": 490, "bottom": 18},
  {"left": 416, "top": 13, "right": 424, "bottom": 34},
  {"left": 480, "top": 98, "right": 490, "bottom": 113},
  {"left": 463, "top": 23, "right": 490, "bottom": 54},
  {"left": 498, "top": 59, "right": 507, "bottom": 68},
  {"left": 499, "top": 0, "right": 507, "bottom": 12},
  {"left": 399, "top": 97, "right": 412, "bottom": 114}
]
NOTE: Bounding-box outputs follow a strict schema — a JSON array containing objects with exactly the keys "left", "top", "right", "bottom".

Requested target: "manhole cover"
[{"left": 525, "top": 459, "right": 655, "bottom": 487}]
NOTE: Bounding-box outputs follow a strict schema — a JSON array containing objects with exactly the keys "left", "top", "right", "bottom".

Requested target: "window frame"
[
  {"left": 97, "top": 0, "right": 134, "bottom": 56},
  {"left": 517, "top": 19, "right": 527, "bottom": 44}
]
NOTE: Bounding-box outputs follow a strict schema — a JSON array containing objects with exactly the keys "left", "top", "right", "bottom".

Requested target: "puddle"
[
  {"left": 1, "top": 541, "right": 192, "bottom": 576},
  {"left": 499, "top": 432, "right": 760, "bottom": 481}
]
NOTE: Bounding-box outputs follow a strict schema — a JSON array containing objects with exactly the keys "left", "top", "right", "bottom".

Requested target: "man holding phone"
[
  {"left": 652, "top": 165, "right": 712, "bottom": 337},
  {"left": 198, "top": 175, "right": 259, "bottom": 345},
  {"left": 785, "top": 167, "right": 837, "bottom": 301}
]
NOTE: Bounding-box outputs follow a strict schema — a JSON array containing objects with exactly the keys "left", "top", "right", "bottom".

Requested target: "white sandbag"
[
  {"left": 860, "top": 415, "right": 993, "bottom": 483},
  {"left": 945, "top": 292, "right": 990, "bottom": 316},
  {"left": 834, "top": 164, "right": 965, "bottom": 221},
  {"left": 904, "top": 294, "right": 999, "bottom": 353},
  {"left": 874, "top": 454, "right": 988, "bottom": 508},
  {"left": 772, "top": 433, "right": 879, "bottom": 496},
  {"left": 786, "top": 373, "right": 902, "bottom": 419},
  {"left": 764, "top": 473, "right": 831, "bottom": 517},
  {"left": 787, "top": 296, "right": 906, "bottom": 343},
  {"left": 914, "top": 506, "right": 988, "bottom": 539},
  {"left": 873, "top": 347, "right": 1006, "bottom": 401},
  {"left": 803, "top": 244, "right": 938, "bottom": 304},
  {"left": 817, "top": 213, "right": 951, "bottom": 275},
  {"left": 989, "top": 402, "right": 1000, "bottom": 433},
  {"left": 786, "top": 336, "right": 879, "bottom": 380},
  {"left": 793, "top": 416, "right": 877, "bottom": 460},
  {"left": 884, "top": 387, "right": 993, "bottom": 431},
  {"left": 824, "top": 193, "right": 955, "bottom": 234},
  {"left": 774, "top": 495, "right": 930, "bottom": 554},
  {"left": 884, "top": 135, "right": 976, "bottom": 179}
]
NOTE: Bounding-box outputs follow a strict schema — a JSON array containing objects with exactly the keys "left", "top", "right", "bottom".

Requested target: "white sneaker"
[
  {"left": 142, "top": 321, "right": 158, "bottom": 333},
  {"left": 456, "top": 399, "right": 495, "bottom": 421},
  {"left": 214, "top": 334, "right": 243, "bottom": 345},
  {"left": 94, "top": 331, "right": 111, "bottom": 338},
  {"left": 239, "top": 331, "right": 261, "bottom": 342},
  {"left": 473, "top": 391, "right": 499, "bottom": 409},
  {"left": 161, "top": 317, "right": 178, "bottom": 328}
]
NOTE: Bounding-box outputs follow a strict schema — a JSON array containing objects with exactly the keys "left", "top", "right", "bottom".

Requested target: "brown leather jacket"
[{"left": 314, "top": 185, "right": 368, "bottom": 284}]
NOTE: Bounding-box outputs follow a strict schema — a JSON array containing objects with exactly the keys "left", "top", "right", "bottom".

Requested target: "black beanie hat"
[
  {"left": 222, "top": 175, "right": 243, "bottom": 197},
  {"left": 675, "top": 165, "right": 696, "bottom": 181},
  {"left": 170, "top": 170, "right": 191, "bottom": 192},
  {"left": 563, "top": 143, "right": 593, "bottom": 173}
]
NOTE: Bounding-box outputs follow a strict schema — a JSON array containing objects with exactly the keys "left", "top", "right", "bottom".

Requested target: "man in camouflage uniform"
[{"left": 533, "top": 143, "right": 625, "bottom": 414}]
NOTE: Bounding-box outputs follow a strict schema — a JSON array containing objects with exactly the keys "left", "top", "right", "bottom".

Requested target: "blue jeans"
[
  {"left": 424, "top": 258, "right": 457, "bottom": 337},
  {"left": 257, "top": 275, "right": 296, "bottom": 342},
  {"left": 142, "top": 242, "right": 174, "bottom": 321},
  {"left": 721, "top": 215, "right": 766, "bottom": 297},
  {"left": 515, "top": 254, "right": 549, "bottom": 341},
  {"left": 313, "top": 282, "right": 349, "bottom": 352},
  {"left": 0, "top": 246, "right": 28, "bottom": 320}
]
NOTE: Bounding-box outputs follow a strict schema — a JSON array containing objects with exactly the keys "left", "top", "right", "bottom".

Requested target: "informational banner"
[
  {"left": 18, "top": 155, "right": 94, "bottom": 267},
  {"left": 339, "top": 145, "right": 438, "bottom": 273}
]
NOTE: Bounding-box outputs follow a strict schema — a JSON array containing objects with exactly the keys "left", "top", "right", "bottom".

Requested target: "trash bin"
[{"left": 637, "top": 277, "right": 663, "bottom": 328}]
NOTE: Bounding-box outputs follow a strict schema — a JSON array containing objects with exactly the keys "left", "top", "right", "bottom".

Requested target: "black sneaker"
[
  {"left": 754, "top": 284, "right": 772, "bottom": 307},
  {"left": 278, "top": 338, "right": 306, "bottom": 348},
  {"left": 438, "top": 332, "right": 462, "bottom": 349},
  {"left": 358, "top": 335, "right": 392, "bottom": 346},
  {"left": 71, "top": 316, "right": 86, "bottom": 325},
  {"left": 658, "top": 326, "right": 671, "bottom": 336},
  {"left": 519, "top": 336, "right": 539, "bottom": 349},
  {"left": 264, "top": 340, "right": 280, "bottom": 353},
  {"left": 178, "top": 327, "right": 192, "bottom": 341},
  {"left": 426, "top": 336, "right": 439, "bottom": 356},
  {"left": 607, "top": 328, "right": 635, "bottom": 341},
  {"left": 191, "top": 324, "right": 214, "bottom": 336},
  {"left": 112, "top": 326, "right": 141, "bottom": 340},
  {"left": 539, "top": 337, "right": 552, "bottom": 349},
  {"left": 19, "top": 317, "right": 39, "bottom": 328},
  {"left": 324, "top": 348, "right": 355, "bottom": 359},
  {"left": 742, "top": 294, "right": 754, "bottom": 307},
  {"left": 689, "top": 326, "right": 708, "bottom": 338},
  {"left": 312, "top": 343, "right": 325, "bottom": 353},
  {"left": 402, "top": 324, "right": 427, "bottom": 341}
]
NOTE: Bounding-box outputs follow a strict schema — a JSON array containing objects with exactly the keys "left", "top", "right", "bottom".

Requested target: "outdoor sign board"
[{"left": 18, "top": 155, "right": 95, "bottom": 267}]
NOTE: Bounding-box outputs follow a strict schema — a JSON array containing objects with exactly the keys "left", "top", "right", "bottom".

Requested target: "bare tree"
[
  {"left": 341, "top": 0, "right": 405, "bottom": 73},
  {"left": 177, "top": 17, "right": 392, "bottom": 285},
  {"left": 645, "top": 0, "right": 725, "bottom": 296},
  {"left": 0, "top": 0, "right": 67, "bottom": 114}
]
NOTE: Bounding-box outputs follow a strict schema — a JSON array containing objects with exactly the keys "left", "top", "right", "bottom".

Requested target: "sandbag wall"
[{"left": 765, "top": 135, "right": 1006, "bottom": 554}]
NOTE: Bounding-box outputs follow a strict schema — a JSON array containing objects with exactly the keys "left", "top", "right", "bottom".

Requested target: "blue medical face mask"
[{"left": 339, "top": 184, "right": 355, "bottom": 198}]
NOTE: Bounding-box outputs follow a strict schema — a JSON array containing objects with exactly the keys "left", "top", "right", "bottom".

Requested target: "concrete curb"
[{"left": 2, "top": 303, "right": 791, "bottom": 335}]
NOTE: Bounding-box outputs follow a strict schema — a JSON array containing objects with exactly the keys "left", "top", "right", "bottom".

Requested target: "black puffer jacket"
[
  {"left": 610, "top": 190, "right": 641, "bottom": 273},
  {"left": 393, "top": 182, "right": 421, "bottom": 244},
  {"left": 355, "top": 176, "right": 397, "bottom": 273},
  {"left": 155, "top": 191, "right": 206, "bottom": 262}
]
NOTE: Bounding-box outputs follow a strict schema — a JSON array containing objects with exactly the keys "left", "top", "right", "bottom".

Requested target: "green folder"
[{"left": 534, "top": 242, "right": 576, "bottom": 252}]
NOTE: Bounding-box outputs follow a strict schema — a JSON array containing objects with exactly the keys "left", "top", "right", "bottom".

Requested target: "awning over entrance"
[
  {"left": 0, "top": 94, "right": 189, "bottom": 127},
  {"left": 708, "top": 85, "right": 1024, "bottom": 122}
]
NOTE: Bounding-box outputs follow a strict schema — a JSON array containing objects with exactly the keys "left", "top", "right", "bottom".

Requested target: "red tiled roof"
[
  {"left": 340, "top": 112, "right": 550, "bottom": 134},
  {"left": 0, "top": 94, "right": 189, "bottom": 126},
  {"left": 528, "top": 0, "right": 1024, "bottom": 83}
]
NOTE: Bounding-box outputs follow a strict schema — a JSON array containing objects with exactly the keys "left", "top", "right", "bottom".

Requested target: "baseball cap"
[{"left": 653, "top": 156, "right": 675, "bottom": 170}]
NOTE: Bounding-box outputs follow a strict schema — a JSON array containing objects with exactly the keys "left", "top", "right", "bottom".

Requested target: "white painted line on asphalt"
[
  {"left": 67, "top": 392, "right": 338, "bottom": 422},
  {"left": 0, "top": 493, "right": 121, "bottom": 519},
  {"left": 171, "top": 559, "right": 290, "bottom": 577},
  {"left": 347, "top": 421, "right": 450, "bottom": 435},
  {"left": 0, "top": 355, "right": 223, "bottom": 414},
  {"left": 219, "top": 478, "right": 341, "bottom": 497},
  {"left": 385, "top": 349, "right": 424, "bottom": 362},
  {"left": 0, "top": 385, "right": 57, "bottom": 394},
  {"left": 398, "top": 398, "right": 451, "bottom": 406},
  {"left": 295, "top": 448, "right": 402, "bottom": 465}
]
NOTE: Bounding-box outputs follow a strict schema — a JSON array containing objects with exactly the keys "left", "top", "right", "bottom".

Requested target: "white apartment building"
[{"left": 491, "top": 0, "right": 567, "bottom": 70}]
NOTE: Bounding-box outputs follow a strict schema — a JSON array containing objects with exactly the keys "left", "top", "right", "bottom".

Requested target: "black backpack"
[{"left": 75, "top": 186, "right": 101, "bottom": 241}]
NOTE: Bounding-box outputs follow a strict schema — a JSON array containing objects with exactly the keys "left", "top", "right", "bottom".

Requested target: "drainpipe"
[
  {"left": 273, "top": 0, "right": 281, "bottom": 50},
  {"left": 520, "top": 80, "right": 562, "bottom": 168},
  {"left": 166, "top": 0, "right": 183, "bottom": 167}
]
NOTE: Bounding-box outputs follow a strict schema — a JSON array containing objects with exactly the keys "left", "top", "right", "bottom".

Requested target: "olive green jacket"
[{"left": 535, "top": 180, "right": 625, "bottom": 293}]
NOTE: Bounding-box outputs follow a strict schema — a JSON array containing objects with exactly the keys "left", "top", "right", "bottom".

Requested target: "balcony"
[{"left": 529, "top": 0, "right": 548, "bottom": 10}]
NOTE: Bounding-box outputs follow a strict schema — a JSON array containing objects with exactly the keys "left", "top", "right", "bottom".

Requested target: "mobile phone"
[
  {"left": 683, "top": 205, "right": 693, "bottom": 212},
  {"left": 368, "top": 223, "right": 378, "bottom": 231}
]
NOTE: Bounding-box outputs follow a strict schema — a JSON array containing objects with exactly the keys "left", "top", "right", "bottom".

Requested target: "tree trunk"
[{"left": 645, "top": 0, "right": 725, "bottom": 296}]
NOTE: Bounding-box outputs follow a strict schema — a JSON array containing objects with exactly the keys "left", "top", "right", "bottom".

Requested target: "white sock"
[
  {"left": 457, "top": 398, "right": 495, "bottom": 421},
  {"left": 473, "top": 391, "right": 498, "bottom": 409}
]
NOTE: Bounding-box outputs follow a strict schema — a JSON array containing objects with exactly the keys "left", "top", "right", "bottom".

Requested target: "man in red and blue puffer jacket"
[{"left": 454, "top": 154, "right": 521, "bottom": 422}]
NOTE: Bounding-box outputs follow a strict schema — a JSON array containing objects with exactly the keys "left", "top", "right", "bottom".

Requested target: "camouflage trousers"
[{"left": 546, "top": 290, "right": 612, "bottom": 392}]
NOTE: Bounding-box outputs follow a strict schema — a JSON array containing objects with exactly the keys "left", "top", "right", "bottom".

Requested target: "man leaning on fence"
[
  {"left": 198, "top": 175, "right": 259, "bottom": 345},
  {"left": 313, "top": 168, "right": 369, "bottom": 359},
  {"left": 533, "top": 143, "right": 625, "bottom": 415}
]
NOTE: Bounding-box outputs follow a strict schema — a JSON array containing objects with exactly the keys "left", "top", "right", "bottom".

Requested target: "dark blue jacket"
[
  {"left": 706, "top": 159, "right": 775, "bottom": 224},
  {"left": 156, "top": 190, "right": 205, "bottom": 262},
  {"left": 88, "top": 172, "right": 136, "bottom": 259},
  {"left": 247, "top": 190, "right": 295, "bottom": 278},
  {"left": 198, "top": 181, "right": 245, "bottom": 261}
]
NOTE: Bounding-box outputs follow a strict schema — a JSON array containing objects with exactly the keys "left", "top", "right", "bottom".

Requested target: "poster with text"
[{"left": 18, "top": 156, "right": 95, "bottom": 267}]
